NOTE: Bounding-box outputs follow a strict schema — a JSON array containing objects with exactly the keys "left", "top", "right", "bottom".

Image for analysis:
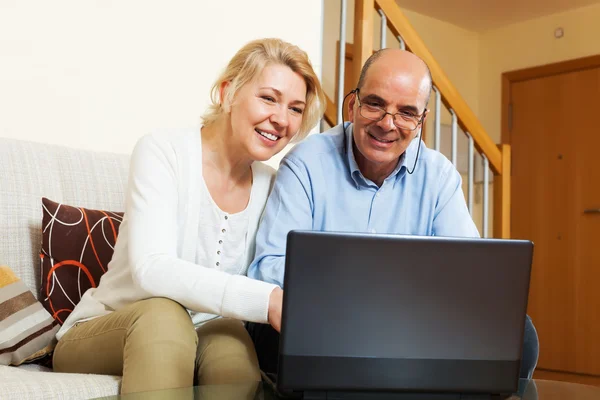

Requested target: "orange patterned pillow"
[{"left": 40, "top": 198, "right": 124, "bottom": 324}]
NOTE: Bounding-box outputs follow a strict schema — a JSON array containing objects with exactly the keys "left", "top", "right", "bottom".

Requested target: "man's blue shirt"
[{"left": 248, "top": 123, "right": 479, "bottom": 287}]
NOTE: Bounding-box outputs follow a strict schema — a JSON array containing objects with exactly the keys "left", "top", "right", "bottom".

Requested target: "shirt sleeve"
[
  {"left": 248, "top": 155, "right": 314, "bottom": 288},
  {"left": 432, "top": 164, "right": 480, "bottom": 238},
  {"left": 126, "top": 135, "right": 277, "bottom": 323}
]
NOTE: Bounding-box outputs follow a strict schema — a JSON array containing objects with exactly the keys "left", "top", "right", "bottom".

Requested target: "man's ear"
[
  {"left": 348, "top": 91, "right": 357, "bottom": 123},
  {"left": 219, "top": 81, "right": 232, "bottom": 113},
  {"left": 421, "top": 109, "right": 429, "bottom": 126},
  {"left": 415, "top": 110, "right": 429, "bottom": 140}
]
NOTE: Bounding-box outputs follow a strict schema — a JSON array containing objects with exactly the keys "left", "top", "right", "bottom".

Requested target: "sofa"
[{"left": 0, "top": 137, "right": 128, "bottom": 399}]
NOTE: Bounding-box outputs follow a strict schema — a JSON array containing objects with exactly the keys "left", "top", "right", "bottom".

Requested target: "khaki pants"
[{"left": 53, "top": 298, "right": 261, "bottom": 395}]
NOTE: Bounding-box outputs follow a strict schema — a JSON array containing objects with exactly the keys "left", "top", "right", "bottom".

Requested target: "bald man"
[{"left": 248, "top": 49, "right": 538, "bottom": 379}]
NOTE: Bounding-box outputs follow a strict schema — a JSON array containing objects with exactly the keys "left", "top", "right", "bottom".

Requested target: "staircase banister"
[{"left": 375, "top": 0, "right": 502, "bottom": 175}]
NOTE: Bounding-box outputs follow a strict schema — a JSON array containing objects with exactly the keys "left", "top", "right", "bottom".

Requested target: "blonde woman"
[{"left": 53, "top": 38, "right": 325, "bottom": 394}]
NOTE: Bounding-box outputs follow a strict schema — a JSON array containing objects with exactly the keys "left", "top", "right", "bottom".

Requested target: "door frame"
[{"left": 501, "top": 54, "right": 600, "bottom": 145}]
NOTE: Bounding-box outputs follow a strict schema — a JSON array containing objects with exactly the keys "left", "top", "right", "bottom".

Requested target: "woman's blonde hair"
[{"left": 201, "top": 38, "right": 325, "bottom": 141}]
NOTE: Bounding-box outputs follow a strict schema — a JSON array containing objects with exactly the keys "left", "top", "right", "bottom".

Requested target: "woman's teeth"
[{"left": 256, "top": 129, "right": 279, "bottom": 141}]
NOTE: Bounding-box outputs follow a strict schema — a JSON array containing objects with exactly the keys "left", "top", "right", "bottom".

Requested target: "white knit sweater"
[{"left": 57, "top": 129, "right": 278, "bottom": 340}]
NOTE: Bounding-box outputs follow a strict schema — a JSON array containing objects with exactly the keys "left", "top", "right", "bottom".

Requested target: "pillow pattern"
[
  {"left": 40, "top": 198, "right": 124, "bottom": 324},
  {"left": 0, "top": 265, "right": 59, "bottom": 366}
]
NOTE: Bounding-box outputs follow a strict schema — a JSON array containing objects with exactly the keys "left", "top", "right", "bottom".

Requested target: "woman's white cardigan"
[{"left": 57, "top": 129, "right": 278, "bottom": 340}]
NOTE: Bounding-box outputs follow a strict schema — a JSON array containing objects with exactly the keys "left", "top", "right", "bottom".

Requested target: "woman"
[{"left": 53, "top": 38, "right": 325, "bottom": 394}]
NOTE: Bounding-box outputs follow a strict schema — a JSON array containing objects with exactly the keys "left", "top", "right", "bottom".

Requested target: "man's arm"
[
  {"left": 248, "top": 156, "right": 314, "bottom": 287},
  {"left": 432, "top": 164, "right": 480, "bottom": 238}
]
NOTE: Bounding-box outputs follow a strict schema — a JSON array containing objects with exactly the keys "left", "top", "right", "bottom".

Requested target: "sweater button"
[
  {"left": 217, "top": 250, "right": 221, "bottom": 255},
  {"left": 222, "top": 229, "right": 226, "bottom": 233},
  {"left": 216, "top": 262, "right": 220, "bottom": 266}
]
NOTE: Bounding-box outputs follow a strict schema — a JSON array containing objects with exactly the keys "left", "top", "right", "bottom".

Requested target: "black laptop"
[{"left": 276, "top": 231, "right": 533, "bottom": 399}]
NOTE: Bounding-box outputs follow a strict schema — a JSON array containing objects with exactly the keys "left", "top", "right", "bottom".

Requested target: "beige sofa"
[{"left": 0, "top": 137, "right": 129, "bottom": 399}]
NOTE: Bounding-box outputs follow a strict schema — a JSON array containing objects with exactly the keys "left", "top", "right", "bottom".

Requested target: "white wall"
[{"left": 0, "top": 0, "right": 323, "bottom": 167}]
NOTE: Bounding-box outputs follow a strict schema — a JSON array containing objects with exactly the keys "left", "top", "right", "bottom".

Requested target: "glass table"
[{"left": 96, "top": 379, "right": 600, "bottom": 399}]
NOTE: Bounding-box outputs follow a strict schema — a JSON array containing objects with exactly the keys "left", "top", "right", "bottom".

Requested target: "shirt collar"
[{"left": 344, "top": 122, "right": 420, "bottom": 188}]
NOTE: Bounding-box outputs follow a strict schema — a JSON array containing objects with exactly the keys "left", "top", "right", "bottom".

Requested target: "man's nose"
[{"left": 377, "top": 112, "right": 396, "bottom": 131}]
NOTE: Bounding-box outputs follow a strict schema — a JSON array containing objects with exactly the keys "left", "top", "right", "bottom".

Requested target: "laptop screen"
[{"left": 279, "top": 231, "right": 533, "bottom": 394}]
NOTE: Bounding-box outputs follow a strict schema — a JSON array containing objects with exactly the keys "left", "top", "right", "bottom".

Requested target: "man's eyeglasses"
[{"left": 355, "top": 90, "right": 427, "bottom": 131}]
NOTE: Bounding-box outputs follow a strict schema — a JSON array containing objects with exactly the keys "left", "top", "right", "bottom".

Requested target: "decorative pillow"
[
  {"left": 40, "top": 198, "right": 124, "bottom": 324},
  {"left": 0, "top": 265, "right": 59, "bottom": 366}
]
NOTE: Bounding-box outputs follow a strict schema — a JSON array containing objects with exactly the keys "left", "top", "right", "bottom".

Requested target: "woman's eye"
[
  {"left": 291, "top": 107, "right": 304, "bottom": 114},
  {"left": 261, "top": 96, "right": 276, "bottom": 103}
]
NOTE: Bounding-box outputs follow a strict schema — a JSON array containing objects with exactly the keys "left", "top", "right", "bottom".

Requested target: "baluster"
[
  {"left": 337, "top": 0, "right": 348, "bottom": 125},
  {"left": 434, "top": 87, "right": 441, "bottom": 152},
  {"left": 467, "top": 134, "right": 474, "bottom": 214},
  {"left": 450, "top": 109, "right": 458, "bottom": 166},
  {"left": 377, "top": 9, "right": 387, "bottom": 49},
  {"left": 482, "top": 155, "right": 490, "bottom": 238},
  {"left": 398, "top": 36, "right": 406, "bottom": 50}
]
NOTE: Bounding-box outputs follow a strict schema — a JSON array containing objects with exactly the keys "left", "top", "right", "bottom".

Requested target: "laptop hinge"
[{"left": 303, "top": 391, "right": 496, "bottom": 400}]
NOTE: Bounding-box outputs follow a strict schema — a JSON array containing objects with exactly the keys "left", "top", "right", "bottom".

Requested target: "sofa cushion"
[
  {"left": 0, "top": 364, "right": 120, "bottom": 399},
  {"left": 40, "top": 198, "right": 123, "bottom": 325},
  {"left": 0, "top": 137, "right": 129, "bottom": 302},
  {"left": 0, "top": 266, "right": 59, "bottom": 366}
]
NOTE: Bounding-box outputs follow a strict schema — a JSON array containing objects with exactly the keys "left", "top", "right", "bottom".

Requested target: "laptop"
[{"left": 276, "top": 231, "right": 533, "bottom": 399}]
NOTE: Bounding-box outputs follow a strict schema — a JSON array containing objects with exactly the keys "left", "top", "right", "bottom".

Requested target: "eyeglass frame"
[{"left": 354, "top": 89, "right": 428, "bottom": 131}]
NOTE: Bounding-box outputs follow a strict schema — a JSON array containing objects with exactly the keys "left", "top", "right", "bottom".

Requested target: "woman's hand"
[{"left": 268, "top": 287, "right": 284, "bottom": 332}]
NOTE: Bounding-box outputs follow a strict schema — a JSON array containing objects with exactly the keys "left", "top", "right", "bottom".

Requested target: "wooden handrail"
[{"left": 374, "top": 0, "right": 502, "bottom": 175}]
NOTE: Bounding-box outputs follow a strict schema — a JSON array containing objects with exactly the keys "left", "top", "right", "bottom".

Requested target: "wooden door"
[{"left": 510, "top": 65, "right": 600, "bottom": 379}]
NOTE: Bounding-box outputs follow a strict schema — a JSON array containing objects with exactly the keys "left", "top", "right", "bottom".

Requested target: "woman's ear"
[{"left": 219, "top": 81, "right": 232, "bottom": 113}]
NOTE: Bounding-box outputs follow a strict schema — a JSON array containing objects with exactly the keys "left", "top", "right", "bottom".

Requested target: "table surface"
[{"left": 96, "top": 379, "right": 600, "bottom": 399}]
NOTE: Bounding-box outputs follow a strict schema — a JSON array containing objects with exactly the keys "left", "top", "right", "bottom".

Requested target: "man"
[{"left": 248, "top": 49, "right": 538, "bottom": 378}]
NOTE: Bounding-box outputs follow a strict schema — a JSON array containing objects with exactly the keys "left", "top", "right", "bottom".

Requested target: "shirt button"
[
  {"left": 217, "top": 250, "right": 221, "bottom": 255},
  {"left": 216, "top": 262, "right": 220, "bottom": 266},
  {"left": 222, "top": 229, "right": 226, "bottom": 233},
  {"left": 218, "top": 240, "right": 223, "bottom": 244}
]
